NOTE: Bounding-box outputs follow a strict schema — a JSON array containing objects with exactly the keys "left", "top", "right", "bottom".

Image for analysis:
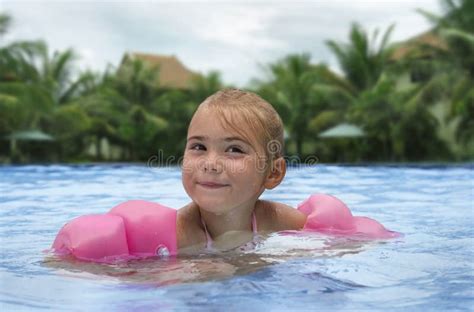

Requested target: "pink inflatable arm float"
[
  {"left": 52, "top": 194, "right": 398, "bottom": 262},
  {"left": 52, "top": 200, "right": 177, "bottom": 262},
  {"left": 297, "top": 194, "right": 399, "bottom": 238}
]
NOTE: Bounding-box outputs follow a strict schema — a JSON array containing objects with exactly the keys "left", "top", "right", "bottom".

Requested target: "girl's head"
[
  {"left": 182, "top": 88, "right": 286, "bottom": 215},
  {"left": 198, "top": 88, "right": 284, "bottom": 160}
]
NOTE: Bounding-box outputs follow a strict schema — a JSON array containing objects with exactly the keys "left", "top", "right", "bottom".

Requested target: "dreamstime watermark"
[
  {"left": 147, "top": 145, "right": 319, "bottom": 173},
  {"left": 267, "top": 139, "right": 282, "bottom": 156}
]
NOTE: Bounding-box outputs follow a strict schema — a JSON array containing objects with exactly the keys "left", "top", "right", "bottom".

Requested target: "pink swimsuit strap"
[{"left": 201, "top": 212, "right": 258, "bottom": 250}]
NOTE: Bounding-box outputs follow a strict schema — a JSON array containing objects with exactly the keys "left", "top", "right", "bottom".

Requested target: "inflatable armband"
[
  {"left": 52, "top": 200, "right": 177, "bottom": 262},
  {"left": 52, "top": 194, "right": 398, "bottom": 262},
  {"left": 297, "top": 194, "right": 399, "bottom": 238}
]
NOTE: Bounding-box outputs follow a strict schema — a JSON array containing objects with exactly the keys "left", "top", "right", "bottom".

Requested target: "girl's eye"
[
  {"left": 227, "top": 146, "right": 244, "bottom": 154},
  {"left": 190, "top": 143, "right": 206, "bottom": 151}
]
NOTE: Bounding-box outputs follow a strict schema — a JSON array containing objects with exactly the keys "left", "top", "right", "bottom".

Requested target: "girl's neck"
[{"left": 198, "top": 201, "right": 257, "bottom": 239}]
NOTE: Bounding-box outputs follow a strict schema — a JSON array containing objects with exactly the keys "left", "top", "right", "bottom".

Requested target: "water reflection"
[{"left": 43, "top": 232, "right": 380, "bottom": 287}]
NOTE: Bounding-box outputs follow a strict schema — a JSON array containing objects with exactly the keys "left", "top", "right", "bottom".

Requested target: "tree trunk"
[
  {"left": 95, "top": 136, "right": 102, "bottom": 161},
  {"left": 296, "top": 135, "right": 303, "bottom": 159}
]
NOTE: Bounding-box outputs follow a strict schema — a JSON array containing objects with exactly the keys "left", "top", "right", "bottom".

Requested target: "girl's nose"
[{"left": 203, "top": 152, "right": 223, "bottom": 173}]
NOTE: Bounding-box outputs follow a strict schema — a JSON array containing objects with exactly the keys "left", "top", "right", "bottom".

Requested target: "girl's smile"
[{"left": 197, "top": 181, "right": 230, "bottom": 189}]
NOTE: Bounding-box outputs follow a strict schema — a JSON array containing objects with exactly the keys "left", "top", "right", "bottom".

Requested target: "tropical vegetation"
[{"left": 0, "top": 0, "right": 472, "bottom": 163}]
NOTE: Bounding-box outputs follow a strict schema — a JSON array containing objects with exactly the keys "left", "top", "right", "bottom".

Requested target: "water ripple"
[{"left": 0, "top": 164, "right": 472, "bottom": 311}]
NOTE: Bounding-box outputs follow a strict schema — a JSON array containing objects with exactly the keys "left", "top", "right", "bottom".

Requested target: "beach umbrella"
[
  {"left": 6, "top": 130, "right": 55, "bottom": 141},
  {"left": 5, "top": 130, "right": 55, "bottom": 154},
  {"left": 318, "top": 123, "right": 365, "bottom": 138}
]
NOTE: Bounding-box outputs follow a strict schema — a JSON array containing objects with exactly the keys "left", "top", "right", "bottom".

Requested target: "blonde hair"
[{"left": 196, "top": 88, "right": 284, "bottom": 160}]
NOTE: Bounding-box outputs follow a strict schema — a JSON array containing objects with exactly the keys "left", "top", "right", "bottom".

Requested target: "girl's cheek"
[
  {"left": 222, "top": 159, "right": 234, "bottom": 173},
  {"left": 242, "top": 157, "right": 257, "bottom": 171},
  {"left": 227, "top": 158, "right": 251, "bottom": 174},
  {"left": 181, "top": 157, "right": 195, "bottom": 174}
]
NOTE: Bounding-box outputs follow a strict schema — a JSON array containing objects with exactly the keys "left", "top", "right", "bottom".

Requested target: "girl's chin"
[{"left": 195, "top": 199, "right": 230, "bottom": 215}]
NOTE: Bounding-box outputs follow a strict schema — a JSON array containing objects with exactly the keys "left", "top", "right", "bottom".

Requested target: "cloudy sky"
[{"left": 2, "top": 0, "right": 442, "bottom": 86}]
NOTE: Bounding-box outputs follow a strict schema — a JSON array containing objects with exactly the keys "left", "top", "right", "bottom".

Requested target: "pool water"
[{"left": 0, "top": 164, "right": 473, "bottom": 311}]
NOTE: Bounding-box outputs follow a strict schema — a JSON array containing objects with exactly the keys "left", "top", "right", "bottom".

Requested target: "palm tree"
[
  {"left": 326, "top": 23, "right": 395, "bottom": 92},
  {"left": 325, "top": 22, "right": 453, "bottom": 161},
  {"left": 0, "top": 14, "right": 54, "bottom": 136},
  {"left": 307, "top": 65, "right": 358, "bottom": 132},
  {"left": 255, "top": 54, "right": 332, "bottom": 157},
  {"left": 189, "top": 71, "right": 225, "bottom": 102},
  {"left": 146, "top": 72, "right": 225, "bottom": 161},
  {"left": 417, "top": 0, "right": 474, "bottom": 155},
  {"left": 0, "top": 14, "right": 11, "bottom": 36},
  {"left": 0, "top": 13, "right": 89, "bottom": 135},
  {"left": 349, "top": 75, "right": 448, "bottom": 161},
  {"left": 1, "top": 38, "right": 82, "bottom": 106},
  {"left": 75, "top": 60, "right": 172, "bottom": 161}
]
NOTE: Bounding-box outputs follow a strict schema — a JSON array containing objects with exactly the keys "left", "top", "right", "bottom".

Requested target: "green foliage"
[
  {"left": 349, "top": 77, "right": 449, "bottom": 161},
  {"left": 255, "top": 54, "right": 349, "bottom": 156},
  {"left": 47, "top": 104, "right": 91, "bottom": 158},
  {"left": 0, "top": 13, "right": 11, "bottom": 36},
  {"left": 326, "top": 23, "right": 395, "bottom": 91},
  {"left": 416, "top": 0, "right": 474, "bottom": 156},
  {"left": 1, "top": 5, "right": 472, "bottom": 163}
]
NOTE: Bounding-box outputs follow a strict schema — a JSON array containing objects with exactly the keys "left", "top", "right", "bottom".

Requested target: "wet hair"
[{"left": 194, "top": 88, "right": 284, "bottom": 160}]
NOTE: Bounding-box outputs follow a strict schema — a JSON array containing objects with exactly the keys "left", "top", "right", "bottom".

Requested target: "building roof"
[
  {"left": 319, "top": 123, "right": 365, "bottom": 138},
  {"left": 121, "top": 52, "right": 199, "bottom": 89},
  {"left": 391, "top": 31, "right": 448, "bottom": 61}
]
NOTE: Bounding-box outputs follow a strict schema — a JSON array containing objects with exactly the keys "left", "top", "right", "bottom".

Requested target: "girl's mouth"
[{"left": 197, "top": 181, "right": 229, "bottom": 189}]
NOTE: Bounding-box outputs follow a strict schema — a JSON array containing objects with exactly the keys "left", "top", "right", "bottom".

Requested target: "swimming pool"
[{"left": 0, "top": 164, "right": 472, "bottom": 311}]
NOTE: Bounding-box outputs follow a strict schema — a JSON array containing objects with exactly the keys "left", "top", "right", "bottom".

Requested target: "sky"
[{"left": 1, "top": 0, "right": 442, "bottom": 87}]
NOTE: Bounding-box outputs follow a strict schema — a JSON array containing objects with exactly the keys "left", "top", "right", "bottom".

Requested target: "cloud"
[{"left": 2, "top": 0, "right": 441, "bottom": 86}]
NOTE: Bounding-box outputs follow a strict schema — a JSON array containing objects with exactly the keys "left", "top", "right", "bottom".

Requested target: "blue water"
[{"left": 0, "top": 164, "right": 473, "bottom": 311}]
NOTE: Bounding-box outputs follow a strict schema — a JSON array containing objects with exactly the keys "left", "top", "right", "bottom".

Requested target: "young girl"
[
  {"left": 52, "top": 88, "right": 396, "bottom": 262},
  {"left": 177, "top": 88, "right": 306, "bottom": 253}
]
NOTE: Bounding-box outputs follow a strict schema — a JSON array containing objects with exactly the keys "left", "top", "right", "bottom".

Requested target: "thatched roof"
[
  {"left": 120, "top": 52, "right": 199, "bottom": 89},
  {"left": 390, "top": 31, "right": 448, "bottom": 61}
]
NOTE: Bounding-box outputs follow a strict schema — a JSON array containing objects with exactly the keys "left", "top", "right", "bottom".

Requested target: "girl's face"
[{"left": 182, "top": 107, "right": 268, "bottom": 215}]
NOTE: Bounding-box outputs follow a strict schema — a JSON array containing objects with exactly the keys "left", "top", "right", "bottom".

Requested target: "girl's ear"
[{"left": 264, "top": 157, "right": 286, "bottom": 190}]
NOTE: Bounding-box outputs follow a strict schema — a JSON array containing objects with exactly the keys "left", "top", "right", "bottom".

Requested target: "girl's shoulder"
[
  {"left": 254, "top": 200, "right": 306, "bottom": 232},
  {"left": 176, "top": 203, "right": 206, "bottom": 252}
]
